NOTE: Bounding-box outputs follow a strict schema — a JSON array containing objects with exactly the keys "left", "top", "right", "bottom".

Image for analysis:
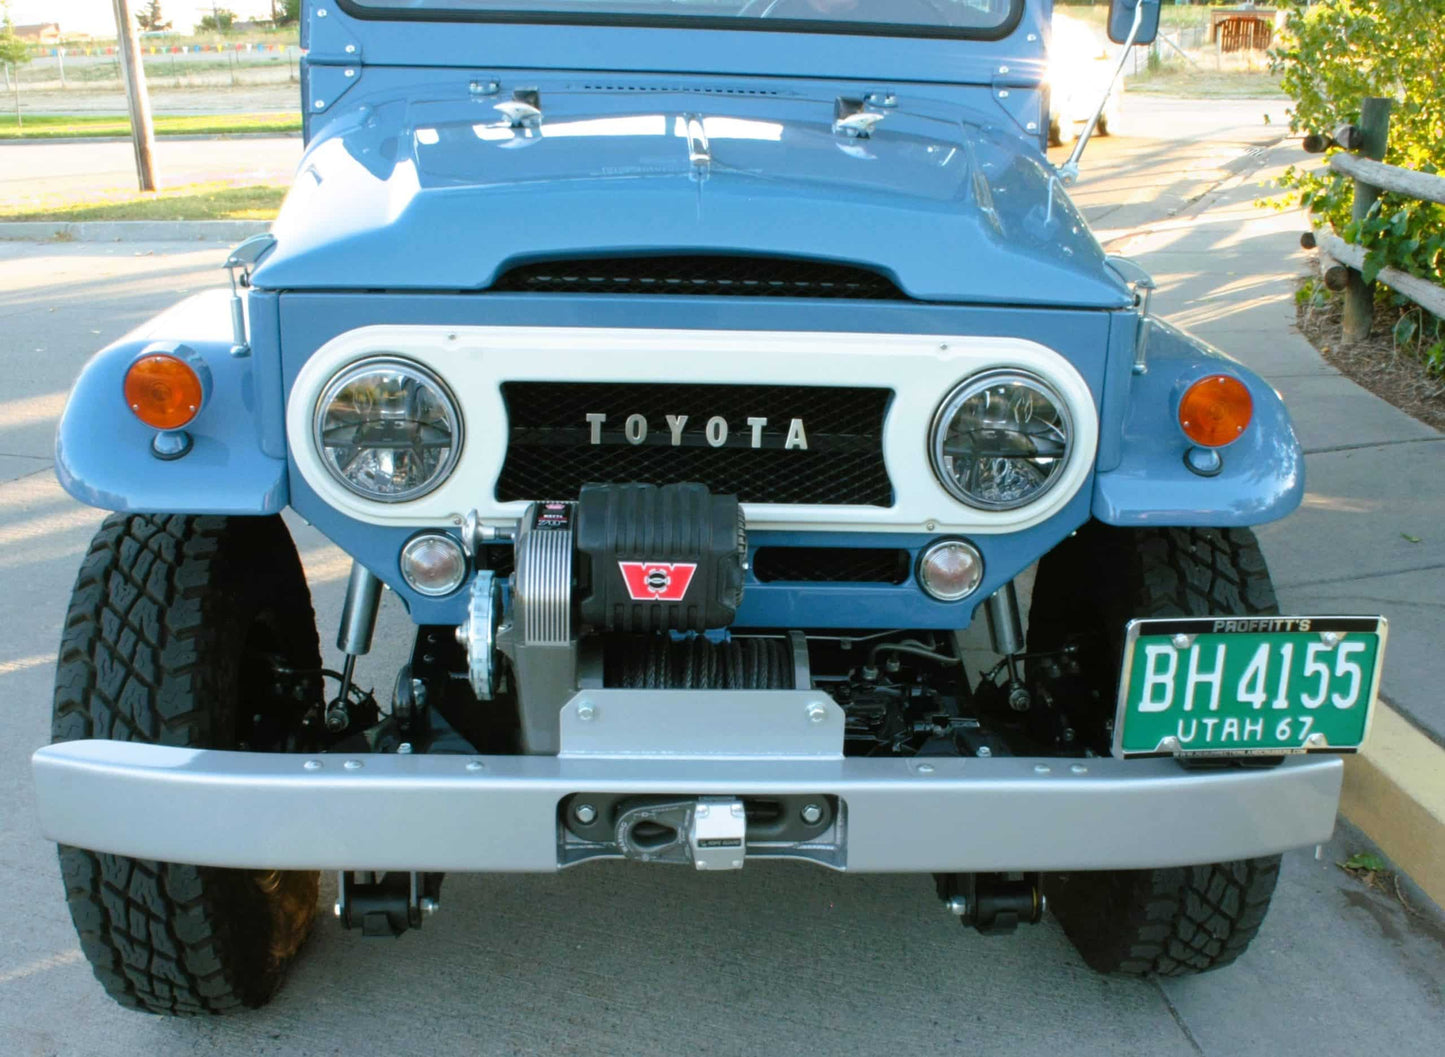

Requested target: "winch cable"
[{"left": 608, "top": 635, "right": 793, "bottom": 690}]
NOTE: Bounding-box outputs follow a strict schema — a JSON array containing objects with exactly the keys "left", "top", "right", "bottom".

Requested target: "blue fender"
[
  {"left": 1092, "top": 320, "right": 1304, "bottom": 527},
  {"left": 55, "top": 291, "right": 288, "bottom": 515}
]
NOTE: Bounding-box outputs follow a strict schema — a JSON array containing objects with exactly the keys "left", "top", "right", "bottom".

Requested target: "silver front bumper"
[{"left": 31, "top": 740, "right": 1343, "bottom": 872}]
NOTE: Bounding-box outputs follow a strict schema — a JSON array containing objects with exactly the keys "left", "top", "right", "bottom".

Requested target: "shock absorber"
[{"left": 328, "top": 561, "right": 383, "bottom": 732}]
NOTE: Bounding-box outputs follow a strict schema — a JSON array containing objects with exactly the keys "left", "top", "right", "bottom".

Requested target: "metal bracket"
[
  {"left": 222, "top": 233, "right": 275, "bottom": 355},
  {"left": 990, "top": 76, "right": 1045, "bottom": 140},
  {"left": 307, "top": 63, "right": 362, "bottom": 115},
  {"left": 306, "top": 5, "right": 363, "bottom": 64},
  {"left": 833, "top": 97, "right": 885, "bottom": 139},
  {"left": 559, "top": 690, "right": 844, "bottom": 758},
  {"left": 1106, "top": 255, "right": 1158, "bottom": 374}
]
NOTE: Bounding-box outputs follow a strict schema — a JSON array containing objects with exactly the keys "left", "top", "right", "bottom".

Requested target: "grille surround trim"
[{"left": 284, "top": 324, "right": 1100, "bottom": 538}]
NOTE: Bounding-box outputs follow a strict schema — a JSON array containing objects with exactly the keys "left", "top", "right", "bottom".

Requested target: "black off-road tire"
[
  {"left": 1028, "top": 522, "right": 1284, "bottom": 976},
  {"left": 52, "top": 514, "right": 323, "bottom": 1014},
  {"left": 1049, "top": 858, "right": 1282, "bottom": 976}
]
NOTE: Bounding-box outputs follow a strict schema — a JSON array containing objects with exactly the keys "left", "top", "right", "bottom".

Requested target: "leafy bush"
[{"left": 1271, "top": 0, "right": 1445, "bottom": 299}]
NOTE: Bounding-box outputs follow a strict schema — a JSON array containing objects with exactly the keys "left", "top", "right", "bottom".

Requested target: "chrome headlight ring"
[
  {"left": 929, "top": 368, "right": 1074, "bottom": 512},
  {"left": 313, "top": 356, "right": 464, "bottom": 503}
]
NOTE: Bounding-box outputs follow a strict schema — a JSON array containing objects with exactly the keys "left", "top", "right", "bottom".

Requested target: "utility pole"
[{"left": 112, "top": 0, "right": 156, "bottom": 191}]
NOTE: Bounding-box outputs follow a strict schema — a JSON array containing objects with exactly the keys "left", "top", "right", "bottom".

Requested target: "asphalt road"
[{"left": 2, "top": 97, "right": 1444, "bottom": 1056}]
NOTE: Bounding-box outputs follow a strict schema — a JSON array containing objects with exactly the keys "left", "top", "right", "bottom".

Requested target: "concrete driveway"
[{"left": 1, "top": 96, "right": 1443, "bottom": 1056}]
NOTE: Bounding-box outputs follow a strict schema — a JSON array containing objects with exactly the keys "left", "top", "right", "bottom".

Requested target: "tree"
[
  {"left": 274, "top": 0, "right": 301, "bottom": 26},
  {"left": 0, "top": 3, "right": 33, "bottom": 129},
  {"left": 136, "top": 2, "right": 172, "bottom": 32},
  {"left": 197, "top": 7, "right": 237, "bottom": 32}
]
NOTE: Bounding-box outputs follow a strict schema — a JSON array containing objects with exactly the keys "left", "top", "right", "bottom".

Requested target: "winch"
[{"left": 460, "top": 482, "right": 752, "bottom": 753}]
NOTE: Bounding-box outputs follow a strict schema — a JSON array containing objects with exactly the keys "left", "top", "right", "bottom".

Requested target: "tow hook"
[
  {"left": 935, "top": 873, "right": 1046, "bottom": 935},
  {"left": 614, "top": 797, "right": 748, "bottom": 870},
  {"left": 335, "top": 870, "right": 444, "bottom": 937}
]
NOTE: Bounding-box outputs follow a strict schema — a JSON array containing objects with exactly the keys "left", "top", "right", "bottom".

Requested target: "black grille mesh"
[
  {"left": 491, "top": 255, "right": 907, "bottom": 300},
  {"left": 753, "top": 547, "right": 910, "bottom": 584},
  {"left": 497, "top": 382, "right": 893, "bottom": 507}
]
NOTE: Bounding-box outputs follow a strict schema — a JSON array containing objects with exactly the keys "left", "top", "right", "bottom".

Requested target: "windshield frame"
[{"left": 332, "top": 1, "right": 1027, "bottom": 42}]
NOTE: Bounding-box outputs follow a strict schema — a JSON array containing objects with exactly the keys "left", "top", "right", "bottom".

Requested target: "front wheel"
[
  {"left": 1028, "top": 523, "right": 1284, "bottom": 975},
  {"left": 52, "top": 514, "right": 323, "bottom": 1014}
]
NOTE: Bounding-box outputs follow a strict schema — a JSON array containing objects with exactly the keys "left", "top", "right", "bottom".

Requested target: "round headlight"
[
  {"left": 314, "top": 357, "right": 462, "bottom": 503},
  {"left": 930, "top": 370, "right": 1073, "bottom": 511}
]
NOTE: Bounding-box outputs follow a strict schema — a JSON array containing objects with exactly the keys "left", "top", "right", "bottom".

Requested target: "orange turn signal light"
[
  {"left": 124, "top": 354, "right": 205, "bottom": 431},
  {"left": 1178, "top": 374, "right": 1252, "bottom": 448}
]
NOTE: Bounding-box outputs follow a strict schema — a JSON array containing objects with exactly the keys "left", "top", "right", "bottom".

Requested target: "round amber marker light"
[
  {"left": 1178, "top": 374, "right": 1252, "bottom": 448},
  {"left": 124, "top": 354, "right": 204, "bottom": 431}
]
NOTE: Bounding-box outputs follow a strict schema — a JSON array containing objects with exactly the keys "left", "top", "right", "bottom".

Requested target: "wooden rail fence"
[{"left": 1301, "top": 97, "right": 1445, "bottom": 340}]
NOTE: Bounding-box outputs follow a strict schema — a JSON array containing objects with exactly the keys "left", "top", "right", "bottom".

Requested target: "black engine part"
[
  {"left": 575, "top": 482, "right": 745, "bottom": 633},
  {"left": 604, "top": 634, "right": 793, "bottom": 689}
]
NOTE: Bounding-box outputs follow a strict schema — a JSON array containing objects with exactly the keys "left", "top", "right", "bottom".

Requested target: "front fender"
[
  {"left": 1092, "top": 320, "right": 1304, "bottom": 527},
  {"left": 55, "top": 291, "right": 287, "bottom": 515}
]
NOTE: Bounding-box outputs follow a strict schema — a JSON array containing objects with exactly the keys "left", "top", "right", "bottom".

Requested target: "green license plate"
[{"left": 1115, "top": 617, "right": 1387, "bottom": 757}]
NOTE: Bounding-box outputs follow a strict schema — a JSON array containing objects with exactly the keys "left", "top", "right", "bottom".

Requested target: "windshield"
[{"left": 339, "top": 1, "right": 1023, "bottom": 38}]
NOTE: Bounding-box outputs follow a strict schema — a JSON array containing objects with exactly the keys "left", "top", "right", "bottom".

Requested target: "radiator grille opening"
[
  {"left": 497, "top": 381, "right": 894, "bottom": 507},
  {"left": 491, "top": 255, "right": 908, "bottom": 300},
  {"left": 752, "top": 547, "right": 911, "bottom": 584}
]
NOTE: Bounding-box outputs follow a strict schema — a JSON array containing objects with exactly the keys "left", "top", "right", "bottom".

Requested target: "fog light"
[
  {"left": 399, "top": 534, "right": 468, "bottom": 597},
  {"left": 918, "top": 539, "right": 984, "bottom": 602},
  {"left": 124, "top": 352, "right": 205, "bottom": 430},
  {"left": 1178, "top": 374, "right": 1252, "bottom": 448}
]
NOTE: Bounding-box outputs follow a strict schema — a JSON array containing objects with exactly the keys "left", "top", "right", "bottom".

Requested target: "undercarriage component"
[
  {"left": 335, "top": 870, "right": 444, "bottom": 937},
  {"left": 935, "top": 872, "right": 1045, "bottom": 935},
  {"left": 603, "top": 633, "right": 794, "bottom": 689},
  {"left": 329, "top": 561, "right": 383, "bottom": 733},
  {"left": 575, "top": 482, "right": 745, "bottom": 633}
]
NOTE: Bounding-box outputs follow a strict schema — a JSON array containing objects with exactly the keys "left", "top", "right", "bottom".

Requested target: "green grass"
[
  {"left": 0, "top": 182, "right": 286, "bottom": 222},
  {"left": 0, "top": 112, "right": 301, "bottom": 140},
  {"left": 1127, "top": 69, "right": 1286, "bottom": 98}
]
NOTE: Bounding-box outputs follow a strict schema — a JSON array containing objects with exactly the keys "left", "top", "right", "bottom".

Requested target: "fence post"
[{"left": 1342, "top": 97, "right": 1393, "bottom": 342}]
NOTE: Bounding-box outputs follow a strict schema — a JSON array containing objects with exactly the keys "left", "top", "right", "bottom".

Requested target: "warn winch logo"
[{"left": 618, "top": 561, "right": 697, "bottom": 602}]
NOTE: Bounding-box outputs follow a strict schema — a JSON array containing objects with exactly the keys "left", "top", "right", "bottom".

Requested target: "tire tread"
[{"left": 53, "top": 513, "right": 320, "bottom": 1015}]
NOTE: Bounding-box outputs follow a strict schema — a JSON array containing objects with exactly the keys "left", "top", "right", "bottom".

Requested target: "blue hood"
[{"left": 253, "top": 81, "right": 1129, "bottom": 309}]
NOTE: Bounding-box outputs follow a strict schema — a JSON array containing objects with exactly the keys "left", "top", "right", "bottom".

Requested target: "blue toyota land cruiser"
[{"left": 33, "top": 0, "right": 1387, "bottom": 1013}]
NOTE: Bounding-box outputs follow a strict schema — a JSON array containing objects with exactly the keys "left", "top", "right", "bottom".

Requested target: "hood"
[{"left": 253, "top": 83, "right": 1129, "bottom": 309}]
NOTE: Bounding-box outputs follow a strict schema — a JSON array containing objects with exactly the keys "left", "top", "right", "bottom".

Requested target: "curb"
[
  {"left": 0, "top": 220, "right": 270, "bottom": 242},
  {"left": 1341, "top": 702, "right": 1445, "bottom": 909}
]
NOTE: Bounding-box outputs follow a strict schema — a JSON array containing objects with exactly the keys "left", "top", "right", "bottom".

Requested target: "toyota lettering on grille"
[{"left": 585, "top": 413, "right": 809, "bottom": 450}]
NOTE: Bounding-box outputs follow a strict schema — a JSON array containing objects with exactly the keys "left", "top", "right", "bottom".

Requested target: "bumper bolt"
[
  {"left": 418, "top": 897, "right": 439, "bottom": 917},
  {"left": 574, "top": 803, "right": 598, "bottom": 825},
  {"left": 946, "top": 895, "right": 969, "bottom": 917},
  {"left": 806, "top": 703, "right": 828, "bottom": 724},
  {"left": 800, "top": 803, "right": 823, "bottom": 825},
  {"left": 576, "top": 702, "right": 596, "bottom": 722},
  {"left": 976, "top": 745, "right": 993, "bottom": 758}
]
